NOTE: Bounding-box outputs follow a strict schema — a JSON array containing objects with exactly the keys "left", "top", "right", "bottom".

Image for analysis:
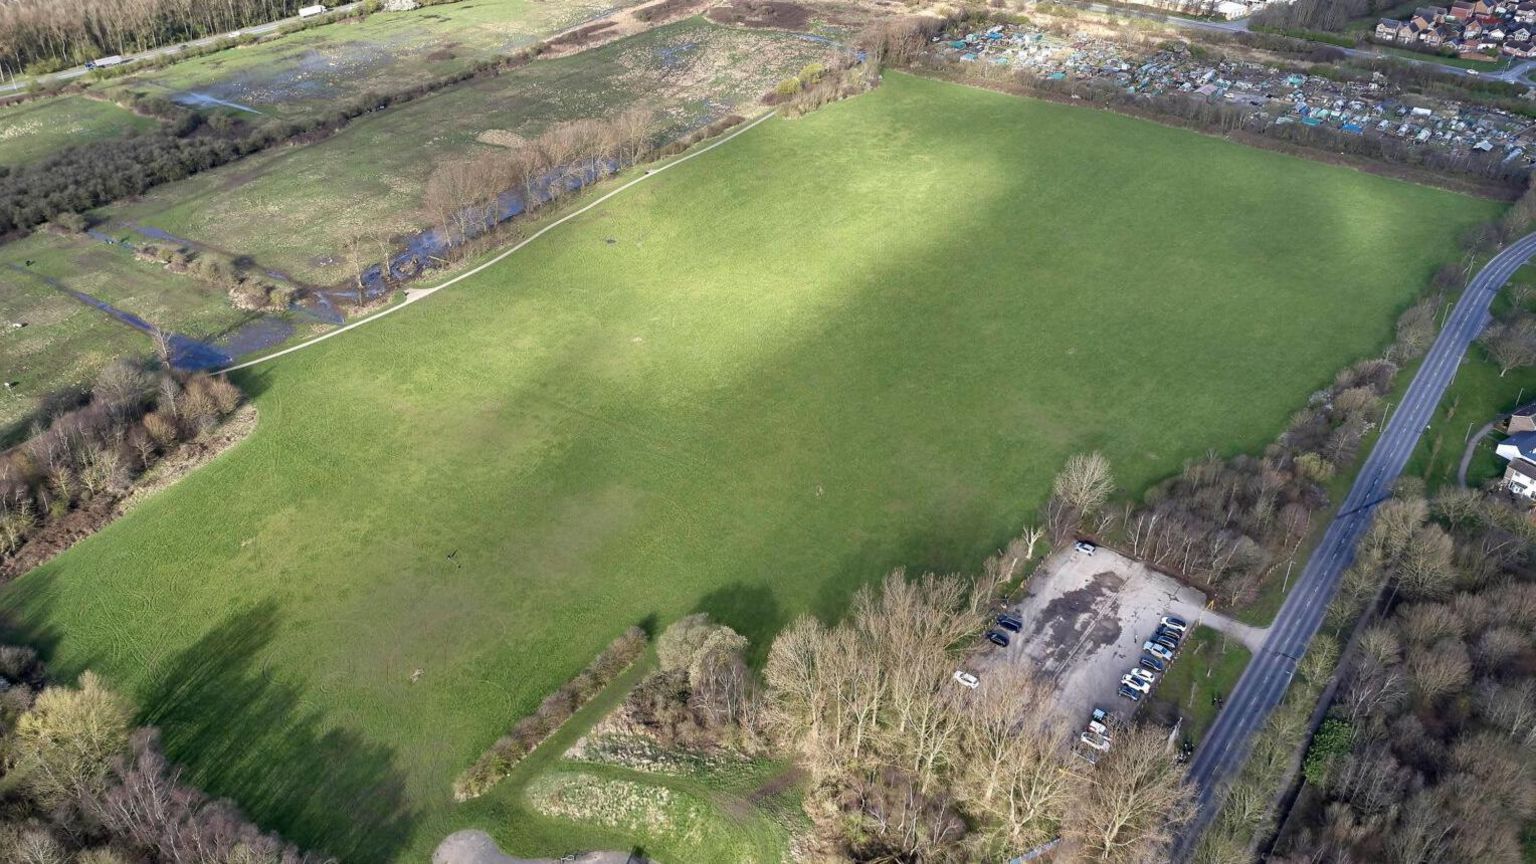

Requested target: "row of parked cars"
[{"left": 1117, "top": 614, "right": 1188, "bottom": 702}]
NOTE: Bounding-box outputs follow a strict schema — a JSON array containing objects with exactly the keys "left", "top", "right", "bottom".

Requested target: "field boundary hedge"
[{"left": 453, "top": 626, "right": 648, "bottom": 800}]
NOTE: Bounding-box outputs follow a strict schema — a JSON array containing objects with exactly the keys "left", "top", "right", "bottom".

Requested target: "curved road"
[{"left": 1171, "top": 228, "right": 1536, "bottom": 861}]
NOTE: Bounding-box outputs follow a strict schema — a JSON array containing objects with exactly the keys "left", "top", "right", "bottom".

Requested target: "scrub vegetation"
[{"left": 0, "top": 74, "right": 1497, "bottom": 862}]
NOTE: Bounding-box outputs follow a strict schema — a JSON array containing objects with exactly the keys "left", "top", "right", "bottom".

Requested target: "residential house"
[
  {"left": 1465, "top": 18, "right": 1486, "bottom": 38},
  {"left": 1377, "top": 18, "right": 1408, "bottom": 39},
  {"left": 1517, "top": 0, "right": 1536, "bottom": 22},
  {"left": 1422, "top": 23, "right": 1450, "bottom": 45},
  {"left": 1488, "top": 23, "right": 1508, "bottom": 39},
  {"left": 1495, "top": 430, "right": 1536, "bottom": 463},
  {"left": 1506, "top": 402, "right": 1536, "bottom": 434},
  {"left": 1505, "top": 458, "right": 1536, "bottom": 498},
  {"left": 1451, "top": 0, "right": 1476, "bottom": 19},
  {"left": 1512, "top": 25, "right": 1530, "bottom": 39},
  {"left": 1473, "top": 0, "right": 1496, "bottom": 14},
  {"left": 1413, "top": 6, "right": 1448, "bottom": 27}
]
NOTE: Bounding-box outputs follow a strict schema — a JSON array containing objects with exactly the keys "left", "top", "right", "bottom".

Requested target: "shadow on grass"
[{"left": 139, "top": 601, "right": 417, "bottom": 861}]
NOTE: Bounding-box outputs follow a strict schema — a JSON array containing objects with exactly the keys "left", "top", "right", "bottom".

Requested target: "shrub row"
[{"left": 452, "top": 626, "right": 647, "bottom": 800}]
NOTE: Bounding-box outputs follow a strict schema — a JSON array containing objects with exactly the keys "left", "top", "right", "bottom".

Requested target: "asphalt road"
[
  {"left": 1170, "top": 228, "right": 1536, "bottom": 861},
  {"left": 0, "top": 3, "right": 361, "bottom": 95}
]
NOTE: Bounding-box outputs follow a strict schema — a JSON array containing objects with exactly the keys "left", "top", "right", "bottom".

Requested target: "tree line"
[
  {"left": 1, "top": 0, "right": 309, "bottom": 72},
  {"left": 0, "top": 649, "right": 326, "bottom": 863},
  {"left": 1274, "top": 487, "right": 1536, "bottom": 864},
  {"left": 563, "top": 520, "right": 1193, "bottom": 864},
  {"left": 0, "top": 359, "right": 244, "bottom": 571}
]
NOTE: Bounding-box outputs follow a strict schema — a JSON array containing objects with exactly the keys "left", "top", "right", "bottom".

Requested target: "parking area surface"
[{"left": 976, "top": 546, "right": 1261, "bottom": 726}]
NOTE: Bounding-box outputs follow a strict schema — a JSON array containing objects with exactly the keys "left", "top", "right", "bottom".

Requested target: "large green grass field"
[{"left": 0, "top": 73, "right": 1498, "bottom": 862}]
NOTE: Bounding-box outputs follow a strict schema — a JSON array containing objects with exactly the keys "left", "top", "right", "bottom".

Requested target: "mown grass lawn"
[{"left": 0, "top": 73, "right": 1497, "bottom": 862}]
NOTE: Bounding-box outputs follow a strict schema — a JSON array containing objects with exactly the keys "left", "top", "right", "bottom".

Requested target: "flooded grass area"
[
  {"left": 0, "top": 95, "right": 158, "bottom": 169},
  {"left": 97, "top": 0, "right": 638, "bottom": 121},
  {"left": 0, "top": 230, "right": 302, "bottom": 434},
  {"left": 95, "top": 18, "right": 828, "bottom": 285}
]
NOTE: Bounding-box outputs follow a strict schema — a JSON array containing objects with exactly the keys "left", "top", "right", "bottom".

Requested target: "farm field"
[
  {"left": 97, "top": 0, "right": 633, "bottom": 120},
  {"left": 95, "top": 17, "right": 829, "bottom": 284},
  {"left": 0, "top": 73, "right": 1498, "bottom": 863},
  {"left": 0, "top": 95, "right": 158, "bottom": 168}
]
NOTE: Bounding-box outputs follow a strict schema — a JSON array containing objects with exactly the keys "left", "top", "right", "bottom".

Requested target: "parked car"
[
  {"left": 1087, "top": 719, "right": 1110, "bottom": 738},
  {"left": 1144, "top": 642, "right": 1174, "bottom": 661},
  {"left": 995, "top": 614, "right": 1023, "bottom": 633},
  {"left": 1120, "top": 675, "right": 1151, "bottom": 694},
  {"left": 1092, "top": 707, "right": 1111, "bottom": 725},
  {"left": 1139, "top": 655, "right": 1167, "bottom": 673},
  {"left": 1126, "top": 668, "right": 1156, "bottom": 686},
  {"left": 1152, "top": 635, "right": 1179, "bottom": 652},
  {"left": 1074, "top": 540, "right": 1097, "bottom": 556},
  {"left": 952, "top": 670, "right": 979, "bottom": 689},
  {"left": 1155, "top": 625, "right": 1182, "bottom": 644},
  {"left": 1117, "top": 684, "right": 1142, "bottom": 702},
  {"left": 1161, "top": 615, "right": 1189, "bottom": 633},
  {"left": 1080, "top": 731, "right": 1111, "bottom": 752},
  {"left": 985, "top": 630, "right": 1010, "bottom": 647}
]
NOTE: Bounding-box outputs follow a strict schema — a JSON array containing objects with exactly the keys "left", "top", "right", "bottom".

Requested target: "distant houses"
[{"left": 1376, "top": 1, "right": 1536, "bottom": 57}]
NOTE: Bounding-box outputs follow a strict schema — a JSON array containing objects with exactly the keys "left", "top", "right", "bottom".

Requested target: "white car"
[
  {"left": 1120, "top": 674, "right": 1151, "bottom": 694},
  {"left": 1160, "top": 615, "right": 1189, "bottom": 633},
  {"left": 952, "top": 670, "right": 980, "bottom": 689},
  {"left": 1143, "top": 642, "right": 1174, "bottom": 661},
  {"left": 1080, "top": 731, "right": 1111, "bottom": 752},
  {"left": 1087, "top": 719, "right": 1110, "bottom": 737},
  {"left": 1074, "top": 540, "right": 1097, "bottom": 556},
  {"left": 1126, "top": 668, "right": 1156, "bottom": 686}
]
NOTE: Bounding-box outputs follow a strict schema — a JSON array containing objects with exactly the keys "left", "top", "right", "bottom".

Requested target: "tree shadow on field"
[
  {"left": 691, "top": 583, "right": 783, "bottom": 667},
  {"left": 139, "top": 601, "right": 417, "bottom": 862}
]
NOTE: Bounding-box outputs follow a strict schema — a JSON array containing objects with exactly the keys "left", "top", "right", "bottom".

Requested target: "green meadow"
[{"left": 0, "top": 74, "right": 1497, "bottom": 862}]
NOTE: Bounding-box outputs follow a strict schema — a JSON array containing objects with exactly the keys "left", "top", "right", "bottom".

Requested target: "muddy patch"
[
  {"left": 706, "top": 0, "right": 813, "bottom": 30},
  {"left": 1038, "top": 570, "right": 1125, "bottom": 669}
]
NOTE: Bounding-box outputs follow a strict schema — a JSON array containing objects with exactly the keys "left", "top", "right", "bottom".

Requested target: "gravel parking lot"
[{"left": 975, "top": 546, "right": 1261, "bottom": 728}]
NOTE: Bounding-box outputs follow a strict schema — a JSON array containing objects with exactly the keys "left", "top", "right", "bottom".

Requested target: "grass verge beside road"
[{"left": 1152, "top": 626, "right": 1251, "bottom": 746}]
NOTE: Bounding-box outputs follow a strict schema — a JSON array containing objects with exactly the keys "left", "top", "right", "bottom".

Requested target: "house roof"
[
  {"left": 1507, "top": 458, "right": 1536, "bottom": 482},
  {"left": 1510, "top": 401, "right": 1536, "bottom": 418},
  {"left": 1502, "top": 430, "right": 1536, "bottom": 462}
]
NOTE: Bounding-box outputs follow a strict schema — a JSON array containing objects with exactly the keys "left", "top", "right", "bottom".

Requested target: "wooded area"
[
  {"left": 0, "top": 0, "right": 306, "bottom": 71},
  {"left": 1275, "top": 488, "right": 1536, "bottom": 864}
]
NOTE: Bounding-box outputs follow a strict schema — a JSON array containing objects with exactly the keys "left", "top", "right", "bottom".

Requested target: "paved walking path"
[
  {"left": 219, "top": 111, "right": 777, "bottom": 374},
  {"left": 1457, "top": 416, "right": 1503, "bottom": 487}
]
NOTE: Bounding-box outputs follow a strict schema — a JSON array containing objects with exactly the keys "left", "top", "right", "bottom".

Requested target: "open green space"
[
  {"left": 0, "top": 95, "right": 158, "bottom": 169},
  {"left": 1152, "top": 626, "right": 1252, "bottom": 745},
  {"left": 0, "top": 73, "right": 1497, "bottom": 862},
  {"left": 98, "top": 17, "right": 826, "bottom": 285},
  {"left": 98, "top": 0, "right": 631, "bottom": 120}
]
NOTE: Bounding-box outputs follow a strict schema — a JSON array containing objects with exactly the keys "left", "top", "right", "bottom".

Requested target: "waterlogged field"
[
  {"left": 95, "top": 18, "right": 827, "bottom": 284},
  {"left": 98, "top": 0, "right": 639, "bottom": 120},
  {"left": 0, "top": 74, "right": 1497, "bottom": 863},
  {"left": 0, "top": 95, "right": 157, "bottom": 169},
  {"left": 0, "top": 231, "right": 270, "bottom": 436}
]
